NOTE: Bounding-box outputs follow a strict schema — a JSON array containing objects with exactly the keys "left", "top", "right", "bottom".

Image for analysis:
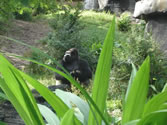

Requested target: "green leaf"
[
  {"left": 143, "top": 91, "right": 167, "bottom": 117},
  {"left": 88, "top": 16, "right": 115, "bottom": 125},
  {"left": 60, "top": 109, "right": 76, "bottom": 125},
  {"left": 161, "top": 83, "right": 167, "bottom": 92},
  {"left": 122, "top": 56, "right": 150, "bottom": 124},
  {"left": 125, "top": 63, "right": 137, "bottom": 101},
  {"left": 0, "top": 54, "right": 45, "bottom": 125},
  {"left": 38, "top": 104, "right": 60, "bottom": 125},
  {"left": 55, "top": 89, "right": 89, "bottom": 124},
  {"left": 124, "top": 120, "right": 140, "bottom": 125},
  {"left": 137, "top": 110, "right": 167, "bottom": 125}
]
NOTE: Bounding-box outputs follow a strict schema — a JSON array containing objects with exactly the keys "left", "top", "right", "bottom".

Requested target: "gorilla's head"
[{"left": 63, "top": 48, "right": 79, "bottom": 63}]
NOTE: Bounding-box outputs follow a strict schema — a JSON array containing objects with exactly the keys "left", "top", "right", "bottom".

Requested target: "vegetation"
[
  {"left": 1, "top": 18, "right": 167, "bottom": 125},
  {"left": 1, "top": 0, "right": 167, "bottom": 125},
  {"left": 0, "top": 0, "right": 57, "bottom": 33},
  {"left": 29, "top": 9, "right": 167, "bottom": 98}
]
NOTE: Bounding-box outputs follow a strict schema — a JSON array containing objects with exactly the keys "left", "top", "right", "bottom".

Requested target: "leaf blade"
[
  {"left": 122, "top": 57, "right": 150, "bottom": 124},
  {"left": 88, "top": 16, "right": 116, "bottom": 125}
]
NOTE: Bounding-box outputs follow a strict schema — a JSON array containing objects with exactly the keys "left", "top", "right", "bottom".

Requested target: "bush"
[
  {"left": 14, "top": 7, "right": 33, "bottom": 21},
  {"left": 26, "top": 50, "right": 51, "bottom": 75},
  {"left": 117, "top": 12, "right": 131, "bottom": 32},
  {"left": 32, "top": 1, "right": 58, "bottom": 16},
  {"left": 39, "top": 4, "right": 97, "bottom": 71},
  {"left": 109, "top": 20, "right": 167, "bottom": 98},
  {"left": 47, "top": 4, "right": 81, "bottom": 59}
]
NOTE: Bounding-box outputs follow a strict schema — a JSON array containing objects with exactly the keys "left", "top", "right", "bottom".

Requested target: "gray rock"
[
  {"left": 145, "top": 13, "right": 167, "bottom": 53},
  {"left": 84, "top": 0, "right": 136, "bottom": 13}
]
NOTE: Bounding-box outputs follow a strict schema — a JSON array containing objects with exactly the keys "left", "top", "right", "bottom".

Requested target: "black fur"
[{"left": 55, "top": 48, "right": 92, "bottom": 86}]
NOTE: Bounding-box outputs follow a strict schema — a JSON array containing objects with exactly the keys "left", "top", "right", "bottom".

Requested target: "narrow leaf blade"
[
  {"left": 122, "top": 57, "right": 150, "bottom": 124},
  {"left": 88, "top": 16, "right": 115, "bottom": 125}
]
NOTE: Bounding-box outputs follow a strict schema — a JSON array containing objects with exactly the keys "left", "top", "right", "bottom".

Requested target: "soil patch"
[{"left": 0, "top": 20, "right": 50, "bottom": 68}]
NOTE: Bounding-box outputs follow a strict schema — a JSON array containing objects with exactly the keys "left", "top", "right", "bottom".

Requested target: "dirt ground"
[{"left": 0, "top": 20, "right": 50, "bottom": 69}]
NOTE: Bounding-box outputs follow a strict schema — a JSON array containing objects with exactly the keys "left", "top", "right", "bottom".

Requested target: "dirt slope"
[{"left": 0, "top": 20, "right": 50, "bottom": 68}]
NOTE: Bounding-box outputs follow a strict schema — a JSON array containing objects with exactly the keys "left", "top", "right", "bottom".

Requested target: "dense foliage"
[
  {"left": 27, "top": 10, "right": 167, "bottom": 98},
  {"left": 0, "top": 0, "right": 57, "bottom": 32},
  {"left": 110, "top": 17, "right": 167, "bottom": 98}
]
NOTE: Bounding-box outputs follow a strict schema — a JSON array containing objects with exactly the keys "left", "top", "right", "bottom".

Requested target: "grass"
[{"left": 79, "top": 11, "right": 113, "bottom": 43}]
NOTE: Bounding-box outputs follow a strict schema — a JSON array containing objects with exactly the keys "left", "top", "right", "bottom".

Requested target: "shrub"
[
  {"left": 117, "top": 12, "right": 131, "bottom": 32},
  {"left": 38, "top": 4, "right": 97, "bottom": 71},
  {"left": 32, "top": 1, "right": 58, "bottom": 16},
  {"left": 47, "top": 4, "right": 81, "bottom": 57},
  {"left": 109, "top": 20, "right": 167, "bottom": 98},
  {"left": 25, "top": 50, "right": 51, "bottom": 75},
  {"left": 14, "top": 7, "right": 33, "bottom": 21}
]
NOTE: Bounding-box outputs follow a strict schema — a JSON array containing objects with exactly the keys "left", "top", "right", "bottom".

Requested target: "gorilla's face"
[{"left": 63, "top": 48, "right": 78, "bottom": 63}]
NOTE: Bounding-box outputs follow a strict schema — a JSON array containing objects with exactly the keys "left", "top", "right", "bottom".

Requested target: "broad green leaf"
[
  {"left": 88, "top": 16, "right": 115, "bottom": 125},
  {"left": 159, "top": 103, "right": 167, "bottom": 110},
  {"left": 38, "top": 104, "right": 60, "bottom": 125},
  {"left": 0, "top": 77, "right": 31, "bottom": 124},
  {"left": 60, "top": 109, "right": 75, "bottom": 125},
  {"left": 143, "top": 91, "right": 167, "bottom": 117},
  {"left": 137, "top": 110, "right": 167, "bottom": 125},
  {"left": 124, "top": 120, "right": 140, "bottom": 125},
  {"left": 0, "top": 55, "right": 45, "bottom": 125},
  {"left": 122, "top": 57, "right": 150, "bottom": 124},
  {"left": 55, "top": 89, "right": 89, "bottom": 124}
]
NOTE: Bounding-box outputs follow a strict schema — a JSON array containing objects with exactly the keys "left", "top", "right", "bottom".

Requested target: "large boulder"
[
  {"left": 146, "top": 14, "right": 167, "bottom": 53},
  {"left": 133, "top": 0, "right": 167, "bottom": 17},
  {"left": 133, "top": 0, "right": 167, "bottom": 53}
]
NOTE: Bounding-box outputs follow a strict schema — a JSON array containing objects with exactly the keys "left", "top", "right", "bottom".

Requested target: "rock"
[
  {"left": 0, "top": 101, "right": 24, "bottom": 125},
  {"left": 84, "top": 0, "right": 99, "bottom": 9},
  {"left": 145, "top": 13, "right": 167, "bottom": 54},
  {"left": 133, "top": 0, "right": 167, "bottom": 53},
  {"left": 133, "top": 0, "right": 167, "bottom": 17},
  {"left": 84, "top": 0, "right": 136, "bottom": 13}
]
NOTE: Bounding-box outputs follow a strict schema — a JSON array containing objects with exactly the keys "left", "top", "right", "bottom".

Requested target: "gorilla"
[{"left": 55, "top": 48, "right": 92, "bottom": 86}]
